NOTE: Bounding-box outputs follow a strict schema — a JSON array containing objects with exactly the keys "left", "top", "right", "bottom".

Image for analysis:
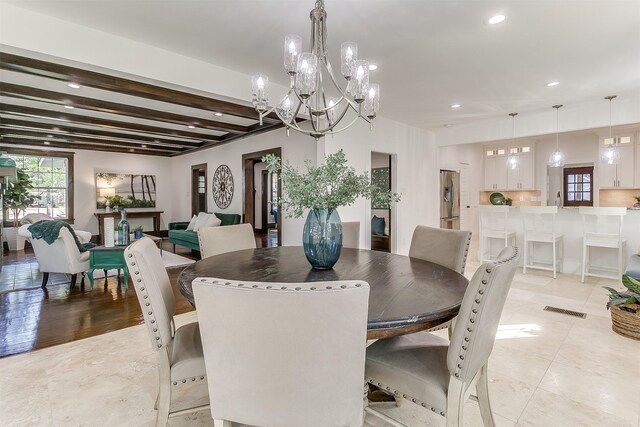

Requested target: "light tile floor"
[{"left": 1, "top": 254, "right": 639, "bottom": 426}]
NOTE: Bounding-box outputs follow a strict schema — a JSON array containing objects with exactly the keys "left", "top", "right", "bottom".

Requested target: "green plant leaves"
[{"left": 622, "top": 274, "right": 640, "bottom": 295}]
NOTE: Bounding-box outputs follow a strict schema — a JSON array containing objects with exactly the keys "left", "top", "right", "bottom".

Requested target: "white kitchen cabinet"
[
  {"left": 505, "top": 144, "right": 534, "bottom": 190},
  {"left": 484, "top": 155, "right": 507, "bottom": 190},
  {"left": 599, "top": 143, "right": 635, "bottom": 188}
]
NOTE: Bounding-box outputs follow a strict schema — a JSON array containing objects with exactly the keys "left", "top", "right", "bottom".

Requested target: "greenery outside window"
[{"left": 3, "top": 149, "right": 74, "bottom": 225}]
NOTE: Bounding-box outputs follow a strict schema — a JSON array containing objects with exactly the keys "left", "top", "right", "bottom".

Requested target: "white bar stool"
[
  {"left": 579, "top": 207, "right": 627, "bottom": 283},
  {"left": 478, "top": 205, "right": 516, "bottom": 262},
  {"left": 521, "top": 206, "right": 563, "bottom": 278}
]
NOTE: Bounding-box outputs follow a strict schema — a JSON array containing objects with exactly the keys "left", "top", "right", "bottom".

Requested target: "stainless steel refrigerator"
[{"left": 440, "top": 170, "right": 460, "bottom": 229}]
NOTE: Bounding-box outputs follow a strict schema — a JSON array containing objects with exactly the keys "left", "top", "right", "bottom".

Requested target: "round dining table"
[{"left": 178, "top": 246, "right": 469, "bottom": 340}]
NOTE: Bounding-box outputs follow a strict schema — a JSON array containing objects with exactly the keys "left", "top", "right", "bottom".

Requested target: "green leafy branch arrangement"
[
  {"left": 604, "top": 275, "right": 640, "bottom": 313},
  {"left": 263, "top": 149, "right": 401, "bottom": 219}
]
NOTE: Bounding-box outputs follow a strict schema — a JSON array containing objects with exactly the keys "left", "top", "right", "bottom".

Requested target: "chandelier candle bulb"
[
  {"left": 251, "top": 75, "right": 269, "bottom": 114},
  {"left": 364, "top": 84, "right": 379, "bottom": 119},
  {"left": 341, "top": 42, "right": 358, "bottom": 79},
  {"left": 295, "top": 53, "right": 318, "bottom": 98},
  {"left": 350, "top": 60, "right": 370, "bottom": 103},
  {"left": 284, "top": 34, "right": 302, "bottom": 74}
]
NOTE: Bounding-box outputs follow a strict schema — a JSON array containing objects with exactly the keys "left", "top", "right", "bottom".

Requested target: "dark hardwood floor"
[{"left": 0, "top": 242, "right": 197, "bottom": 359}]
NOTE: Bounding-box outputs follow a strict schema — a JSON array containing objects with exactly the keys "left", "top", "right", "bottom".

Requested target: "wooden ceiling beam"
[
  {"left": 0, "top": 82, "right": 249, "bottom": 134},
  {"left": 0, "top": 138, "right": 172, "bottom": 157},
  {"left": 0, "top": 52, "right": 279, "bottom": 122},
  {"left": 1, "top": 130, "right": 180, "bottom": 153},
  {"left": 0, "top": 117, "right": 201, "bottom": 147},
  {"left": 0, "top": 103, "right": 222, "bottom": 143}
]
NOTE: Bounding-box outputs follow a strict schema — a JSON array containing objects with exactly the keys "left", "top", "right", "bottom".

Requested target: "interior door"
[{"left": 191, "top": 163, "right": 207, "bottom": 216}]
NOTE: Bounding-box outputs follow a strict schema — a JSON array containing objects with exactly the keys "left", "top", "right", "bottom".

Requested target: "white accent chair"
[
  {"left": 124, "top": 238, "right": 208, "bottom": 427},
  {"left": 192, "top": 277, "right": 370, "bottom": 427},
  {"left": 18, "top": 224, "right": 92, "bottom": 288},
  {"left": 364, "top": 247, "right": 519, "bottom": 427},
  {"left": 521, "top": 206, "right": 563, "bottom": 278},
  {"left": 478, "top": 205, "right": 516, "bottom": 262},
  {"left": 579, "top": 207, "right": 627, "bottom": 283},
  {"left": 197, "top": 223, "right": 256, "bottom": 259},
  {"left": 342, "top": 221, "right": 361, "bottom": 249}
]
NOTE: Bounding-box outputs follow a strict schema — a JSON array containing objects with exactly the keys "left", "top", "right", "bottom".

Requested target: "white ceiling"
[{"left": 5, "top": 0, "right": 640, "bottom": 130}]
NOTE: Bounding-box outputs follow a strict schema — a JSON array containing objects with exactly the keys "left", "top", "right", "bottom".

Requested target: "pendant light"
[
  {"left": 601, "top": 95, "right": 618, "bottom": 165},
  {"left": 507, "top": 112, "right": 519, "bottom": 170},
  {"left": 548, "top": 104, "right": 565, "bottom": 167}
]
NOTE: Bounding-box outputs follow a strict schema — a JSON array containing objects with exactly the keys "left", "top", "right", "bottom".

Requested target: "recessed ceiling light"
[
  {"left": 188, "top": 125, "right": 196, "bottom": 129},
  {"left": 47, "top": 134, "right": 53, "bottom": 138},
  {"left": 67, "top": 83, "right": 81, "bottom": 89},
  {"left": 129, "top": 148, "right": 135, "bottom": 152},
  {"left": 52, "top": 127, "right": 60, "bottom": 131},
  {"left": 214, "top": 112, "right": 223, "bottom": 117},
  {"left": 368, "top": 64, "right": 378, "bottom": 71},
  {"left": 488, "top": 14, "right": 506, "bottom": 25},
  {"left": 546, "top": 81, "right": 560, "bottom": 87},
  {"left": 141, "top": 144, "right": 147, "bottom": 148},
  {"left": 44, "top": 141, "right": 50, "bottom": 145},
  {"left": 444, "top": 124, "right": 454, "bottom": 128},
  {"left": 450, "top": 104, "right": 461, "bottom": 109},
  {"left": 64, "top": 105, "right": 74, "bottom": 109}
]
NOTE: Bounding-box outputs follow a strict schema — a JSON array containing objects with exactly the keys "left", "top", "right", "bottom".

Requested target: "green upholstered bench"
[{"left": 168, "top": 213, "right": 241, "bottom": 252}]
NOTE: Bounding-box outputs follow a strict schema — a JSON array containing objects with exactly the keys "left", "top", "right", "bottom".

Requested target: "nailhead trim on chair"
[
  {"left": 460, "top": 232, "right": 472, "bottom": 275},
  {"left": 125, "top": 249, "right": 164, "bottom": 350},
  {"left": 172, "top": 376, "right": 206, "bottom": 386},
  {"left": 193, "top": 278, "right": 365, "bottom": 291},
  {"left": 366, "top": 377, "right": 446, "bottom": 416},
  {"left": 452, "top": 247, "right": 519, "bottom": 379}
]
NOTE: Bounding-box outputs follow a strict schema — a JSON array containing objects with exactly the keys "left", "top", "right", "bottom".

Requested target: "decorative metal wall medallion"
[{"left": 212, "top": 164, "right": 234, "bottom": 209}]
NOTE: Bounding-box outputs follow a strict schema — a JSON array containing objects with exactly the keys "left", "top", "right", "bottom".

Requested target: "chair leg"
[
  {"left": 156, "top": 351, "right": 171, "bottom": 427},
  {"left": 581, "top": 243, "right": 587, "bottom": 283},
  {"left": 70, "top": 273, "right": 77, "bottom": 289},
  {"left": 41, "top": 272, "right": 49, "bottom": 288},
  {"left": 446, "top": 377, "right": 465, "bottom": 427},
  {"left": 552, "top": 240, "right": 557, "bottom": 279},
  {"left": 476, "top": 364, "right": 496, "bottom": 427}
]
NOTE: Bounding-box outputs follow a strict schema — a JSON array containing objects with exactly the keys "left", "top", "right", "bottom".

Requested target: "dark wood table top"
[{"left": 178, "top": 246, "right": 469, "bottom": 339}]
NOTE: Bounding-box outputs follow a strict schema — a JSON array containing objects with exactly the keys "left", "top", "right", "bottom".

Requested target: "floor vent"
[{"left": 543, "top": 306, "right": 587, "bottom": 319}]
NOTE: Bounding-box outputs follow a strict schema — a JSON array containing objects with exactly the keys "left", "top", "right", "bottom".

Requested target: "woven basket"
[{"left": 610, "top": 304, "right": 640, "bottom": 340}]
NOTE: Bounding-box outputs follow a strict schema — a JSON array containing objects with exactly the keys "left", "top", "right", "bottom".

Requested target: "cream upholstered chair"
[
  {"left": 409, "top": 225, "right": 472, "bottom": 275},
  {"left": 197, "top": 223, "right": 256, "bottom": 259},
  {"left": 478, "top": 205, "right": 516, "bottom": 262},
  {"left": 365, "top": 246, "right": 519, "bottom": 427},
  {"left": 342, "top": 221, "right": 361, "bottom": 249},
  {"left": 192, "top": 277, "right": 370, "bottom": 427},
  {"left": 124, "top": 238, "right": 208, "bottom": 427},
  {"left": 579, "top": 207, "right": 627, "bottom": 283},
  {"left": 521, "top": 206, "right": 563, "bottom": 278},
  {"left": 18, "top": 224, "right": 92, "bottom": 288}
]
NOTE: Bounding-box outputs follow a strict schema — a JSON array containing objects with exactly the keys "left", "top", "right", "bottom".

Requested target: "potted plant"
[
  {"left": 264, "top": 149, "right": 400, "bottom": 270},
  {"left": 134, "top": 225, "right": 144, "bottom": 239},
  {"left": 633, "top": 196, "right": 640, "bottom": 208},
  {"left": 2, "top": 168, "right": 37, "bottom": 251},
  {"left": 604, "top": 275, "right": 640, "bottom": 340}
]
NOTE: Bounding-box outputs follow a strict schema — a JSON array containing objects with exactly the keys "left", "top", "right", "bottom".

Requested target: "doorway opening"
[
  {"left": 242, "top": 148, "right": 282, "bottom": 247},
  {"left": 371, "top": 152, "right": 394, "bottom": 252},
  {"left": 191, "top": 163, "right": 207, "bottom": 216}
]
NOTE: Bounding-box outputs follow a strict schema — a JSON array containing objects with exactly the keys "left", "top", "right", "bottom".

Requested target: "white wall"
[
  {"left": 324, "top": 117, "right": 438, "bottom": 255},
  {"left": 170, "top": 130, "right": 317, "bottom": 246}
]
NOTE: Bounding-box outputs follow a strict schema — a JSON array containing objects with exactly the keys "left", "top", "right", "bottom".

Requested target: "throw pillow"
[
  {"left": 203, "top": 215, "right": 222, "bottom": 228},
  {"left": 192, "top": 212, "right": 211, "bottom": 232},
  {"left": 20, "top": 213, "right": 53, "bottom": 225},
  {"left": 186, "top": 215, "right": 198, "bottom": 231},
  {"left": 371, "top": 216, "right": 385, "bottom": 236}
]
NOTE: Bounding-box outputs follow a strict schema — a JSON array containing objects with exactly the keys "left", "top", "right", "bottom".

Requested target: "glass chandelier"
[
  {"left": 507, "top": 112, "right": 519, "bottom": 170},
  {"left": 601, "top": 95, "right": 619, "bottom": 165},
  {"left": 548, "top": 104, "right": 566, "bottom": 167},
  {"left": 251, "top": 0, "right": 380, "bottom": 140}
]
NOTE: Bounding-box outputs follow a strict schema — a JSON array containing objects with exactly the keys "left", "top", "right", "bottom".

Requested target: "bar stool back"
[
  {"left": 478, "top": 205, "right": 516, "bottom": 262},
  {"left": 521, "top": 206, "right": 563, "bottom": 278},
  {"left": 579, "top": 207, "right": 627, "bottom": 283}
]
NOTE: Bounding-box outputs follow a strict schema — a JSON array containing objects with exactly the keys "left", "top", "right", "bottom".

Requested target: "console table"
[{"left": 94, "top": 209, "right": 163, "bottom": 244}]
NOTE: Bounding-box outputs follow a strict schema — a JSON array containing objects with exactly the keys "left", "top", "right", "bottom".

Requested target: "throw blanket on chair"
[{"left": 28, "top": 220, "right": 96, "bottom": 253}]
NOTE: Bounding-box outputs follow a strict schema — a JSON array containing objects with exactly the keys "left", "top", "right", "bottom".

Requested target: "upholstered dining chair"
[
  {"left": 124, "top": 237, "right": 208, "bottom": 427},
  {"left": 408, "top": 225, "right": 472, "bottom": 335},
  {"left": 192, "top": 278, "right": 370, "bottom": 427},
  {"left": 364, "top": 246, "right": 519, "bottom": 427},
  {"left": 342, "top": 221, "right": 361, "bottom": 249},
  {"left": 197, "top": 223, "right": 256, "bottom": 259},
  {"left": 18, "top": 224, "right": 92, "bottom": 288},
  {"left": 409, "top": 225, "right": 472, "bottom": 275}
]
